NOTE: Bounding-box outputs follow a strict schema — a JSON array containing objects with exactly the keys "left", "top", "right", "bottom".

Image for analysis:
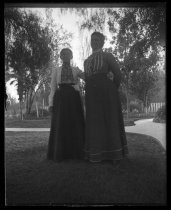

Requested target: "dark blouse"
[{"left": 84, "top": 51, "right": 121, "bottom": 88}]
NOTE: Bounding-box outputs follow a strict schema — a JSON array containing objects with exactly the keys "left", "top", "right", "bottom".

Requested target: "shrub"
[
  {"left": 153, "top": 105, "right": 165, "bottom": 123},
  {"left": 129, "top": 101, "right": 142, "bottom": 113},
  {"left": 132, "top": 109, "right": 139, "bottom": 113},
  {"left": 23, "top": 109, "right": 50, "bottom": 119},
  {"left": 39, "top": 109, "right": 50, "bottom": 117}
]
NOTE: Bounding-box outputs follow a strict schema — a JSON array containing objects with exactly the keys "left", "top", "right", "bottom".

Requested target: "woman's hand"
[
  {"left": 107, "top": 71, "right": 114, "bottom": 81},
  {"left": 76, "top": 67, "right": 85, "bottom": 80},
  {"left": 72, "top": 84, "right": 80, "bottom": 92}
]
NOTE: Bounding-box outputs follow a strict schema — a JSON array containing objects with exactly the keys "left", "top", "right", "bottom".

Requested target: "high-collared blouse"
[
  {"left": 49, "top": 66, "right": 83, "bottom": 107},
  {"left": 60, "top": 63, "right": 75, "bottom": 83},
  {"left": 84, "top": 50, "right": 121, "bottom": 88}
]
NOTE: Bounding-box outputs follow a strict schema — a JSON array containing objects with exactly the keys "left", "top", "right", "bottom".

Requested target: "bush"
[
  {"left": 23, "top": 109, "right": 50, "bottom": 120},
  {"left": 5, "top": 114, "right": 20, "bottom": 120},
  {"left": 129, "top": 101, "right": 142, "bottom": 113},
  {"left": 153, "top": 105, "right": 166, "bottom": 123},
  {"left": 124, "top": 119, "right": 135, "bottom": 126},
  {"left": 132, "top": 109, "right": 139, "bottom": 114},
  {"left": 156, "top": 105, "right": 165, "bottom": 120},
  {"left": 39, "top": 109, "right": 50, "bottom": 117}
]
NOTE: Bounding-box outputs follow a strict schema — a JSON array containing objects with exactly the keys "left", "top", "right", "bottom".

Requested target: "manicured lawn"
[
  {"left": 5, "top": 118, "right": 135, "bottom": 128},
  {"left": 5, "top": 132, "right": 166, "bottom": 205},
  {"left": 5, "top": 118, "right": 51, "bottom": 128}
]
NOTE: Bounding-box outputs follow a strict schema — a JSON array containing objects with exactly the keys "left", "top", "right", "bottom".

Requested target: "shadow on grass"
[{"left": 5, "top": 132, "right": 166, "bottom": 206}]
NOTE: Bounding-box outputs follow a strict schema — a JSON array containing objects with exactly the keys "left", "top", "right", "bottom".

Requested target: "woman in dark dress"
[
  {"left": 47, "top": 48, "right": 85, "bottom": 162},
  {"left": 84, "top": 32, "right": 128, "bottom": 163}
]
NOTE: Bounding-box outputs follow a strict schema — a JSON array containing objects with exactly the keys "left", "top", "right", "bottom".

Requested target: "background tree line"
[
  {"left": 5, "top": 7, "right": 72, "bottom": 119},
  {"left": 72, "top": 6, "right": 165, "bottom": 118},
  {"left": 5, "top": 5, "right": 166, "bottom": 119}
]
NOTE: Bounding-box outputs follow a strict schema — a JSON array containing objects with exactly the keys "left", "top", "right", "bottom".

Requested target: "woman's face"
[
  {"left": 91, "top": 35, "right": 102, "bottom": 51},
  {"left": 61, "top": 50, "right": 72, "bottom": 62}
]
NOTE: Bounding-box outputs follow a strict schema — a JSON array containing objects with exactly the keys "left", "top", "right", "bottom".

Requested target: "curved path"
[
  {"left": 5, "top": 119, "right": 166, "bottom": 149},
  {"left": 125, "top": 119, "right": 166, "bottom": 149}
]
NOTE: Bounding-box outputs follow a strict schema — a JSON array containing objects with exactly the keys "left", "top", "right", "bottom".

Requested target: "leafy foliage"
[
  {"left": 154, "top": 105, "right": 166, "bottom": 121},
  {"left": 149, "top": 71, "right": 165, "bottom": 102},
  {"left": 23, "top": 109, "right": 50, "bottom": 119},
  {"left": 60, "top": 7, "right": 165, "bottom": 114},
  {"left": 108, "top": 8, "right": 164, "bottom": 109},
  {"left": 6, "top": 9, "right": 51, "bottom": 103},
  {"left": 5, "top": 7, "right": 72, "bottom": 117},
  {"left": 129, "top": 50, "right": 159, "bottom": 106}
]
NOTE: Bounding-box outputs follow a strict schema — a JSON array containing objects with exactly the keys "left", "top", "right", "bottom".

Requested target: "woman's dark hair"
[
  {"left": 60, "top": 48, "right": 73, "bottom": 59},
  {"left": 91, "top": 31, "right": 105, "bottom": 46}
]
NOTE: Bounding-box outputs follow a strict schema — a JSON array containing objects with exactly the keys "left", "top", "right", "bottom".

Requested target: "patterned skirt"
[
  {"left": 84, "top": 73, "right": 128, "bottom": 162},
  {"left": 47, "top": 84, "right": 85, "bottom": 162}
]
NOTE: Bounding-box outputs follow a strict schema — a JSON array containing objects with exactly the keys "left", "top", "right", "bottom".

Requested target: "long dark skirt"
[
  {"left": 84, "top": 73, "right": 128, "bottom": 162},
  {"left": 47, "top": 84, "right": 85, "bottom": 162}
]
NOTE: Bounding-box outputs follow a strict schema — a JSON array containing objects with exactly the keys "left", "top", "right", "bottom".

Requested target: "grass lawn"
[
  {"left": 5, "top": 118, "right": 51, "bottom": 128},
  {"left": 5, "top": 118, "right": 135, "bottom": 128},
  {"left": 5, "top": 132, "right": 166, "bottom": 206}
]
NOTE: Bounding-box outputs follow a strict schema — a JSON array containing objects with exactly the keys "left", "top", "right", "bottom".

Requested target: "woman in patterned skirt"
[
  {"left": 47, "top": 48, "right": 85, "bottom": 162},
  {"left": 84, "top": 32, "right": 128, "bottom": 164}
]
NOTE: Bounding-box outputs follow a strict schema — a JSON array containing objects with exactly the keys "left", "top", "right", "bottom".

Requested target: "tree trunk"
[
  {"left": 25, "top": 90, "right": 35, "bottom": 116},
  {"left": 25, "top": 92, "right": 30, "bottom": 116},
  {"left": 35, "top": 100, "right": 39, "bottom": 118},
  {"left": 145, "top": 96, "right": 148, "bottom": 115},
  {"left": 125, "top": 86, "right": 130, "bottom": 119},
  {"left": 25, "top": 93, "right": 28, "bottom": 115},
  {"left": 143, "top": 92, "right": 148, "bottom": 114},
  {"left": 42, "top": 98, "right": 44, "bottom": 116},
  {"left": 28, "top": 91, "right": 33, "bottom": 114},
  {"left": 19, "top": 100, "right": 23, "bottom": 120}
]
